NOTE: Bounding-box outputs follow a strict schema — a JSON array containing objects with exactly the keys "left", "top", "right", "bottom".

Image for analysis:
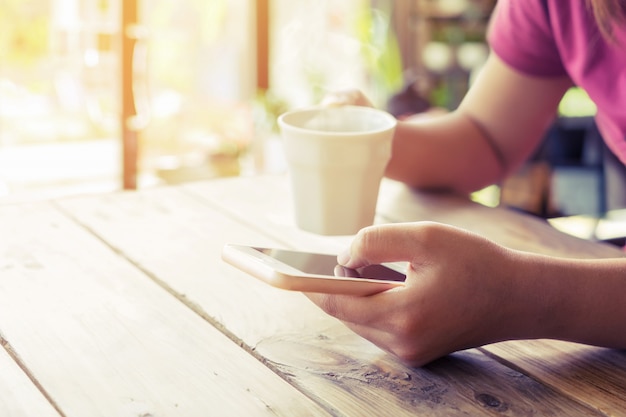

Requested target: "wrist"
[
  {"left": 502, "top": 252, "right": 626, "bottom": 347},
  {"left": 497, "top": 250, "right": 564, "bottom": 341}
]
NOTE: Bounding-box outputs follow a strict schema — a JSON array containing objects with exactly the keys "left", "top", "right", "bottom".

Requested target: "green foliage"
[
  {"left": 253, "top": 89, "right": 289, "bottom": 134},
  {"left": 354, "top": 2, "right": 403, "bottom": 103}
]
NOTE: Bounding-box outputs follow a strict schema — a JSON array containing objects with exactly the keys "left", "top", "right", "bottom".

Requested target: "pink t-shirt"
[{"left": 488, "top": 0, "right": 626, "bottom": 164}]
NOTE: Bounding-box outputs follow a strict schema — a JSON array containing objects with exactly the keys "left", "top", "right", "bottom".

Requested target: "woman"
[{"left": 308, "top": 0, "right": 626, "bottom": 366}]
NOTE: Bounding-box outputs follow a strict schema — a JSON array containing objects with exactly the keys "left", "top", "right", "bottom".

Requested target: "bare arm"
[
  {"left": 307, "top": 223, "right": 626, "bottom": 366},
  {"left": 519, "top": 253, "right": 626, "bottom": 348},
  {"left": 385, "top": 54, "right": 572, "bottom": 193}
]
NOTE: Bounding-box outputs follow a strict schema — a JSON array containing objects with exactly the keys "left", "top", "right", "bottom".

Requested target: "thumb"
[{"left": 340, "top": 222, "right": 435, "bottom": 268}]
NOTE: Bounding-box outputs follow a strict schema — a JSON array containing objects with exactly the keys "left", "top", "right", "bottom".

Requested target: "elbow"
[{"left": 384, "top": 164, "right": 501, "bottom": 196}]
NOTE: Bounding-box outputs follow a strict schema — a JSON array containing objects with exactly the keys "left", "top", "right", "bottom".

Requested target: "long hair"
[{"left": 586, "top": 0, "right": 626, "bottom": 40}]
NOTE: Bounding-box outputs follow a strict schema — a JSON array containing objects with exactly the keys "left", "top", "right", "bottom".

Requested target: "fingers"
[
  {"left": 306, "top": 291, "right": 431, "bottom": 366},
  {"left": 340, "top": 222, "right": 438, "bottom": 269},
  {"left": 309, "top": 222, "right": 508, "bottom": 367},
  {"left": 341, "top": 221, "right": 486, "bottom": 270},
  {"left": 305, "top": 290, "right": 394, "bottom": 327},
  {"left": 340, "top": 320, "right": 404, "bottom": 360},
  {"left": 320, "top": 89, "right": 374, "bottom": 108}
]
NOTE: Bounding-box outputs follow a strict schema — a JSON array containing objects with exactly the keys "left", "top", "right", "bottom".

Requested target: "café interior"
[{"left": 1, "top": 0, "right": 625, "bottom": 244}]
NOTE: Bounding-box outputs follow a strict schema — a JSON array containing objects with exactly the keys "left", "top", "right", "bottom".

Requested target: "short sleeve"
[{"left": 488, "top": 0, "right": 567, "bottom": 77}]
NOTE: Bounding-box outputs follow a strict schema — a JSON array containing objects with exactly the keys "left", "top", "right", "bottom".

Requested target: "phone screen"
[{"left": 253, "top": 247, "right": 406, "bottom": 282}]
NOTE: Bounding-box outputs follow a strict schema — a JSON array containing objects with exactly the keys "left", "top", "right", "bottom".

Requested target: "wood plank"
[
  {"left": 185, "top": 174, "right": 354, "bottom": 253},
  {"left": 183, "top": 175, "right": 626, "bottom": 414},
  {"left": 255, "top": 332, "right": 607, "bottom": 417},
  {"left": 56, "top": 177, "right": 608, "bottom": 416},
  {"left": 372, "top": 178, "right": 626, "bottom": 415},
  {"left": 58, "top": 186, "right": 326, "bottom": 345},
  {"left": 482, "top": 341, "right": 626, "bottom": 417},
  {"left": 374, "top": 178, "right": 625, "bottom": 259},
  {"left": 179, "top": 174, "right": 625, "bottom": 258},
  {"left": 0, "top": 202, "right": 330, "bottom": 417},
  {"left": 0, "top": 344, "right": 60, "bottom": 417}
]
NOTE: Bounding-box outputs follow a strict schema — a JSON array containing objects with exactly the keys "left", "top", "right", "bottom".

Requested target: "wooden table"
[{"left": 1, "top": 174, "right": 624, "bottom": 417}]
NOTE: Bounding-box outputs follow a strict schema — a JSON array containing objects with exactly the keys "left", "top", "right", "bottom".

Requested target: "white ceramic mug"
[{"left": 278, "top": 106, "right": 397, "bottom": 235}]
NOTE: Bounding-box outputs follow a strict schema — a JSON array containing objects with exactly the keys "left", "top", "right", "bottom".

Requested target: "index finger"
[{"left": 341, "top": 222, "right": 437, "bottom": 269}]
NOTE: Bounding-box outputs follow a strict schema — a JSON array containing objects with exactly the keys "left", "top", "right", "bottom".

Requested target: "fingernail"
[{"left": 337, "top": 249, "right": 352, "bottom": 266}]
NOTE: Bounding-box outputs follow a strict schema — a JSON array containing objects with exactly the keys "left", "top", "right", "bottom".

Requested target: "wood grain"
[
  {"left": 374, "top": 178, "right": 625, "bottom": 259},
  {"left": 0, "top": 201, "right": 329, "bottom": 417},
  {"left": 55, "top": 175, "right": 613, "bottom": 416},
  {"left": 482, "top": 341, "right": 626, "bottom": 416},
  {"left": 0, "top": 343, "right": 60, "bottom": 417},
  {"left": 374, "top": 178, "right": 626, "bottom": 416}
]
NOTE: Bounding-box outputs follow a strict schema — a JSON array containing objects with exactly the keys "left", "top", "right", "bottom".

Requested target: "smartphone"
[{"left": 222, "top": 244, "right": 406, "bottom": 296}]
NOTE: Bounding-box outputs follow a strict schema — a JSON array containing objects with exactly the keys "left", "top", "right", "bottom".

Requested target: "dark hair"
[{"left": 587, "top": 0, "right": 626, "bottom": 40}]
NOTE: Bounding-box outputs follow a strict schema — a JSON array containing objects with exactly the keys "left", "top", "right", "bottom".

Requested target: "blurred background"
[{"left": 1, "top": 0, "right": 624, "bottom": 242}]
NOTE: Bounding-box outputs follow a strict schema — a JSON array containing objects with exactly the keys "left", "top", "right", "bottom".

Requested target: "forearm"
[
  {"left": 385, "top": 54, "right": 573, "bottom": 194},
  {"left": 385, "top": 111, "right": 505, "bottom": 193},
  {"left": 509, "top": 252, "right": 626, "bottom": 348}
]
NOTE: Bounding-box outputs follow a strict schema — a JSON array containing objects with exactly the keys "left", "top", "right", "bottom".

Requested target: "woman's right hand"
[
  {"left": 320, "top": 89, "right": 374, "bottom": 108},
  {"left": 306, "top": 222, "right": 541, "bottom": 366}
]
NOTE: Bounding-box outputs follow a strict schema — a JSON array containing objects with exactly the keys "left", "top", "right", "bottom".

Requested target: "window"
[{"left": 0, "top": 0, "right": 404, "bottom": 201}]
